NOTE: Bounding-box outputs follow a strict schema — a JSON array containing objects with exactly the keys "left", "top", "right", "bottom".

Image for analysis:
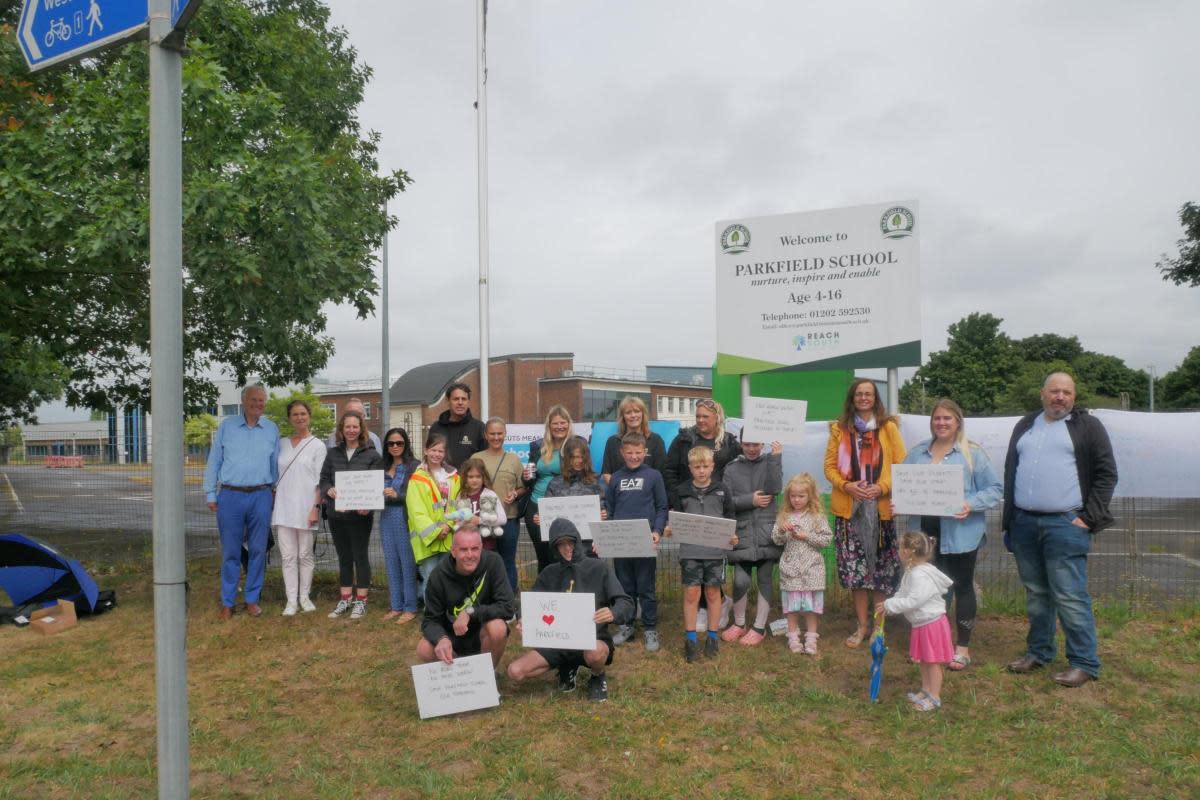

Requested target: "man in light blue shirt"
[{"left": 204, "top": 385, "right": 279, "bottom": 618}]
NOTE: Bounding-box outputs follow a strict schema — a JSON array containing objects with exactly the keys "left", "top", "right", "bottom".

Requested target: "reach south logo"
[
  {"left": 793, "top": 334, "right": 807, "bottom": 351},
  {"left": 880, "top": 207, "right": 915, "bottom": 239},
  {"left": 720, "top": 224, "right": 751, "bottom": 254},
  {"left": 794, "top": 331, "right": 839, "bottom": 350}
]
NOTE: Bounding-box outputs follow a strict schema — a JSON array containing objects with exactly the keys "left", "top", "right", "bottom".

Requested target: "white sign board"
[
  {"left": 588, "top": 519, "right": 656, "bottom": 558},
  {"left": 537, "top": 495, "right": 602, "bottom": 541},
  {"left": 715, "top": 200, "right": 921, "bottom": 374},
  {"left": 410, "top": 653, "right": 500, "bottom": 720},
  {"left": 520, "top": 591, "right": 597, "bottom": 650},
  {"left": 891, "top": 464, "right": 965, "bottom": 517},
  {"left": 741, "top": 397, "right": 808, "bottom": 445},
  {"left": 334, "top": 470, "right": 385, "bottom": 511},
  {"left": 668, "top": 511, "right": 737, "bottom": 550}
]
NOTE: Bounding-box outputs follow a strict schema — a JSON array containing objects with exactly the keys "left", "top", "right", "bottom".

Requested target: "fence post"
[{"left": 1124, "top": 496, "right": 1138, "bottom": 610}]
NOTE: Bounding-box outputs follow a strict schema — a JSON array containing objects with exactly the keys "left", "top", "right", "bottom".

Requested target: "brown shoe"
[
  {"left": 245, "top": 603, "right": 263, "bottom": 617},
  {"left": 395, "top": 611, "right": 417, "bottom": 625},
  {"left": 1053, "top": 668, "right": 1095, "bottom": 688},
  {"left": 1006, "top": 655, "right": 1045, "bottom": 674},
  {"left": 219, "top": 606, "right": 233, "bottom": 620}
]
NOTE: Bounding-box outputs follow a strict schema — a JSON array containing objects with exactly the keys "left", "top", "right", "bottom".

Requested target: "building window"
[
  {"left": 581, "top": 390, "right": 652, "bottom": 422},
  {"left": 220, "top": 404, "right": 240, "bottom": 417},
  {"left": 323, "top": 403, "right": 338, "bottom": 417},
  {"left": 361, "top": 402, "right": 371, "bottom": 420}
]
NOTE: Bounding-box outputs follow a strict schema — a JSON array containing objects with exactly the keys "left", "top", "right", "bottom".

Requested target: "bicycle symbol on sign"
[{"left": 44, "top": 17, "right": 72, "bottom": 47}]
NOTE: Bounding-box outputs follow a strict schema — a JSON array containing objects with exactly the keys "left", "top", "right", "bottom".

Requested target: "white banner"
[
  {"left": 589, "top": 519, "right": 656, "bottom": 558},
  {"left": 537, "top": 495, "right": 602, "bottom": 541},
  {"left": 667, "top": 511, "right": 737, "bottom": 551},
  {"left": 410, "top": 654, "right": 499, "bottom": 720},
  {"left": 334, "top": 470, "right": 384, "bottom": 511},
  {"left": 715, "top": 200, "right": 921, "bottom": 374},
  {"left": 520, "top": 591, "right": 597, "bottom": 651},
  {"left": 891, "top": 464, "right": 965, "bottom": 516},
  {"left": 741, "top": 397, "right": 808, "bottom": 445}
]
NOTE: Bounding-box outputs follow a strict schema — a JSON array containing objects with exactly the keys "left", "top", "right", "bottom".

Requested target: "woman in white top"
[{"left": 272, "top": 400, "right": 328, "bottom": 615}]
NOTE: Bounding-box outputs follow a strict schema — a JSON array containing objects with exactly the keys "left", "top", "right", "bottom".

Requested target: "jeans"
[
  {"left": 496, "top": 518, "right": 520, "bottom": 592},
  {"left": 614, "top": 556, "right": 657, "bottom": 628},
  {"left": 417, "top": 552, "right": 447, "bottom": 606},
  {"left": 1011, "top": 509, "right": 1100, "bottom": 676},
  {"left": 380, "top": 507, "right": 418, "bottom": 613},
  {"left": 217, "top": 487, "right": 272, "bottom": 607}
]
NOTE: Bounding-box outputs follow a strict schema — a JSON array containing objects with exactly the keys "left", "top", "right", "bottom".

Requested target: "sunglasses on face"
[{"left": 386, "top": 440, "right": 405, "bottom": 448}]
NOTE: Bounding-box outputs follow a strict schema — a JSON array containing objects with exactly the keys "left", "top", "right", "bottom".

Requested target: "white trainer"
[
  {"left": 299, "top": 596, "right": 317, "bottom": 613},
  {"left": 282, "top": 602, "right": 298, "bottom": 617}
]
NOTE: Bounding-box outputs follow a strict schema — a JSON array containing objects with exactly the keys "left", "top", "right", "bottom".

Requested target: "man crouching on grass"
[
  {"left": 417, "top": 528, "right": 513, "bottom": 668},
  {"left": 506, "top": 519, "right": 634, "bottom": 702}
]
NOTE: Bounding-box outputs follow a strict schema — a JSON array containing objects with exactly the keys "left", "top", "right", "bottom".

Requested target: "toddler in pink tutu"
[{"left": 876, "top": 531, "right": 954, "bottom": 711}]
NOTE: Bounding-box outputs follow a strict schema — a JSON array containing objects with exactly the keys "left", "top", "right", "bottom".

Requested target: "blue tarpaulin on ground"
[{"left": 0, "top": 533, "right": 100, "bottom": 613}]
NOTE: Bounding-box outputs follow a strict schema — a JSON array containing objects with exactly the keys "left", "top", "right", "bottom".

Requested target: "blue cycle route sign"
[{"left": 17, "top": 0, "right": 204, "bottom": 72}]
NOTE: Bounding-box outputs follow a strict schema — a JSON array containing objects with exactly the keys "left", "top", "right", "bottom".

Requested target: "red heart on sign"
[{"left": 542, "top": 614, "right": 555, "bottom": 625}]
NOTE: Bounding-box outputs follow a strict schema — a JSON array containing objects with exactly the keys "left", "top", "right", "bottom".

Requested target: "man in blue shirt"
[
  {"left": 204, "top": 385, "right": 279, "bottom": 619},
  {"left": 1001, "top": 372, "right": 1117, "bottom": 687}
]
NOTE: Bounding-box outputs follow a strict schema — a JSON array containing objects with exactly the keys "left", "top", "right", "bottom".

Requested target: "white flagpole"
[{"left": 475, "top": 0, "right": 491, "bottom": 418}]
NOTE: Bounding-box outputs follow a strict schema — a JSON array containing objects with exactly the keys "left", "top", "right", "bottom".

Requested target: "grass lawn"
[{"left": 1, "top": 559, "right": 1198, "bottom": 799}]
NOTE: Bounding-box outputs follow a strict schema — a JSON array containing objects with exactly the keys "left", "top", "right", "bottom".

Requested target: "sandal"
[
  {"left": 911, "top": 693, "right": 942, "bottom": 712},
  {"left": 845, "top": 625, "right": 870, "bottom": 649},
  {"left": 948, "top": 654, "right": 972, "bottom": 671},
  {"left": 720, "top": 624, "right": 746, "bottom": 643}
]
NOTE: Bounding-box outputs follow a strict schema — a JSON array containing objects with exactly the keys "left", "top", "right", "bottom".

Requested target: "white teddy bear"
[{"left": 477, "top": 493, "right": 504, "bottom": 539}]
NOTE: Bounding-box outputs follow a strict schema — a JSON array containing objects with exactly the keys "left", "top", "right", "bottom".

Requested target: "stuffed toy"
[{"left": 477, "top": 493, "right": 504, "bottom": 539}]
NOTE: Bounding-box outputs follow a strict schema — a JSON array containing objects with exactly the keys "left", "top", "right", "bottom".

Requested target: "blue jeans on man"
[
  {"left": 1010, "top": 509, "right": 1100, "bottom": 677},
  {"left": 217, "top": 487, "right": 273, "bottom": 608}
]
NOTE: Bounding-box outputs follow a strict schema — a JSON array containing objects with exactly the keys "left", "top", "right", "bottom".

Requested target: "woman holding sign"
[
  {"left": 897, "top": 399, "right": 1002, "bottom": 670},
  {"left": 823, "top": 378, "right": 907, "bottom": 648},
  {"left": 320, "top": 410, "right": 383, "bottom": 620}
]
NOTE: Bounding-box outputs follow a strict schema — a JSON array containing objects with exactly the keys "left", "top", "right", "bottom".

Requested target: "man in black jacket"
[
  {"left": 429, "top": 382, "right": 487, "bottom": 468},
  {"left": 417, "top": 528, "right": 514, "bottom": 667},
  {"left": 506, "top": 519, "right": 634, "bottom": 701},
  {"left": 1002, "top": 372, "right": 1117, "bottom": 687}
]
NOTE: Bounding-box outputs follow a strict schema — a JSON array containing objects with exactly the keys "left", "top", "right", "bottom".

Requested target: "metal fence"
[{"left": 2, "top": 459, "right": 1198, "bottom": 610}]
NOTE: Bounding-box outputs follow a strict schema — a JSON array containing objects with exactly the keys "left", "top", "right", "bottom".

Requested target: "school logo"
[
  {"left": 793, "top": 334, "right": 807, "bottom": 351},
  {"left": 880, "top": 207, "right": 915, "bottom": 239},
  {"left": 720, "top": 223, "right": 751, "bottom": 254}
]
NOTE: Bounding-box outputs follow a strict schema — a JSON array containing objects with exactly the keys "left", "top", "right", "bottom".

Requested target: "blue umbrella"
[{"left": 868, "top": 610, "right": 887, "bottom": 702}]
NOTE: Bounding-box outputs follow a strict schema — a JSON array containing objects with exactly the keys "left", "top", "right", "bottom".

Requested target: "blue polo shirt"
[
  {"left": 203, "top": 414, "right": 280, "bottom": 502},
  {"left": 1014, "top": 413, "right": 1082, "bottom": 513}
]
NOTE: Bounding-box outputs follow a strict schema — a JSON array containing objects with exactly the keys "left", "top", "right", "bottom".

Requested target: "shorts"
[
  {"left": 681, "top": 558, "right": 726, "bottom": 587},
  {"left": 536, "top": 638, "right": 613, "bottom": 670},
  {"left": 449, "top": 620, "right": 509, "bottom": 657}
]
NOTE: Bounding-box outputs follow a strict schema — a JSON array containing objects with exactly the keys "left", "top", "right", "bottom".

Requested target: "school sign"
[{"left": 715, "top": 201, "right": 922, "bottom": 375}]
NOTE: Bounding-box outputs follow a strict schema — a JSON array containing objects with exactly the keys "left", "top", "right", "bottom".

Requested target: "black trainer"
[
  {"left": 684, "top": 638, "right": 700, "bottom": 663},
  {"left": 587, "top": 673, "right": 608, "bottom": 702},
  {"left": 558, "top": 666, "right": 577, "bottom": 693},
  {"left": 704, "top": 635, "right": 719, "bottom": 658}
]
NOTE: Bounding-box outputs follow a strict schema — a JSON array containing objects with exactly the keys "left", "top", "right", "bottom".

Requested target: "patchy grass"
[{"left": 1, "top": 559, "right": 1198, "bottom": 799}]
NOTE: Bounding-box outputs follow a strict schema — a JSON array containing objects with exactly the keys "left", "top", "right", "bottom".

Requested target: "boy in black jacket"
[{"left": 507, "top": 519, "right": 634, "bottom": 701}]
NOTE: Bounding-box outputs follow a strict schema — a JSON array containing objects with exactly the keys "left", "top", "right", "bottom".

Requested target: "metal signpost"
[{"left": 17, "top": 0, "right": 203, "bottom": 795}]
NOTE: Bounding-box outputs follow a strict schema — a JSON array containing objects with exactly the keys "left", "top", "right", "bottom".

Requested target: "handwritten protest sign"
[
  {"left": 520, "top": 591, "right": 597, "bottom": 650},
  {"left": 410, "top": 653, "right": 499, "bottom": 719},
  {"left": 668, "top": 511, "right": 737, "bottom": 550},
  {"left": 334, "top": 470, "right": 384, "bottom": 512},
  {"left": 588, "top": 519, "right": 656, "bottom": 558},
  {"left": 891, "top": 464, "right": 965, "bottom": 517},
  {"left": 537, "top": 495, "right": 602, "bottom": 541},
  {"left": 741, "top": 397, "right": 808, "bottom": 445}
]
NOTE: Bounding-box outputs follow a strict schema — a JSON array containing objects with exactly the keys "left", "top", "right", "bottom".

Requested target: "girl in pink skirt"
[{"left": 877, "top": 531, "right": 954, "bottom": 711}]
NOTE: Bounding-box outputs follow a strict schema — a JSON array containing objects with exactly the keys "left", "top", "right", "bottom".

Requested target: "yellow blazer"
[{"left": 823, "top": 419, "right": 907, "bottom": 520}]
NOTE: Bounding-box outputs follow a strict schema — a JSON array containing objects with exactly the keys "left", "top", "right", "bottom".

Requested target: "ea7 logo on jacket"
[{"left": 619, "top": 477, "right": 644, "bottom": 491}]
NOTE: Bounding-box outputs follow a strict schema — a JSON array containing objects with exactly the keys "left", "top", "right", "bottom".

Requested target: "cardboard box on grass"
[{"left": 29, "top": 599, "right": 78, "bottom": 636}]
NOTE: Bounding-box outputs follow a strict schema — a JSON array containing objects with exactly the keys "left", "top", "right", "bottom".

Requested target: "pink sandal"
[
  {"left": 720, "top": 624, "right": 746, "bottom": 643},
  {"left": 738, "top": 628, "right": 765, "bottom": 646}
]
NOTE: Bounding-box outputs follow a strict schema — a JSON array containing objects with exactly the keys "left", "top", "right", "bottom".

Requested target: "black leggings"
[
  {"left": 525, "top": 506, "right": 552, "bottom": 573},
  {"left": 935, "top": 549, "right": 978, "bottom": 646},
  {"left": 330, "top": 516, "right": 373, "bottom": 590}
]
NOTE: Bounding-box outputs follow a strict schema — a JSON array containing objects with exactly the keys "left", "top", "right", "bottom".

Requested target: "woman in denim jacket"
[{"left": 898, "top": 398, "right": 1002, "bottom": 671}]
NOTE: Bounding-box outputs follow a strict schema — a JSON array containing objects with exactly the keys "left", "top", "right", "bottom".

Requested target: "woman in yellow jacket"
[
  {"left": 824, "top": 378, "right": 907, "bottom": 649},
  {"left": 407, "top": 432, "right": 462, "bottom": 604}
]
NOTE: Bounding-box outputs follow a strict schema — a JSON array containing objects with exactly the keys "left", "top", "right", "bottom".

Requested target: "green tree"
[
  {"left": 265, "top": 384, "right": 334, "bottom": 439},
  {"left": 908, "top": 313, "right": 1021, "bottom": 415},
  {"left": 0, "top": 334, "right": 69, "bottom": 426},
  {"left": 1156, "top": 202, "right": 1200, "bottom": 287},
  {"left": 183, "top": 414, "right": 219, "bottom": 448},
  {"left": 1158, "top": 346, "right": 1200, "bottom": 409},
  {"left": 1016, "top": 333, "right": 1084, "bottom": 364},
  {"left": 0, "top": 0, "right": 410, "bottom": 420},
  {"left": 1073, "top": 352, "right": 1148, "bottom": 409},
  {"left": 995, "top": 361, "right": 1095, "bottom": 414}
]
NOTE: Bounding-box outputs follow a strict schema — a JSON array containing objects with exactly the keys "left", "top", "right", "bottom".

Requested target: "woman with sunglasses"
[
  {"left": 823, "top": 378, "right": 907, "bottom": 648},
  {"left": 380, "top": 427, "right": 420, "bottom": 624}
]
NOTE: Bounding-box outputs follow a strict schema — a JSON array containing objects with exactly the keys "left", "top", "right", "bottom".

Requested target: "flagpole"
[{"left": 475, "top": 0, "right": 491, "bottom": 418}]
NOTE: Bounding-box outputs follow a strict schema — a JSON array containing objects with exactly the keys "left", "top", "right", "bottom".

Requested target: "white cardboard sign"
[
  {"left": 891, "top": 464, "right": 965, "bottom": 517},
  {"left": 520, "top": 591, "right": 597, "bottom": 651},
  {"left": 668, "top": 511, "right": 737, "bottom": 551},
  {"left": 741, "top": 397, "right": 808, "bottom": 445},
  {"left": 537, "top": 495, "right": 602, "bottom": 541},
  {"left": 334, "top": 470, "right": 385, "bottom": 511},
  {"left": 410, "top": 653, "right": 500, "bottom": 720},
  {"left": 588, "top": 519, "right": 656, "bottom": 558}
]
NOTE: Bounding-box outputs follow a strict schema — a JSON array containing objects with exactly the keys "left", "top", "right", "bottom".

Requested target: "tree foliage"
[
  {"left": 264, "top": 383, "right": 334, "bottom": 439},
  {"left": 901, "top": 313, "right": 1021, "bottom": 415},
  {"left": 183, "top": 414, "right": 219, "bottom": 448},
  {"left": 0, "top": 0, "right": 410, "bottom": 422},
  {"left": 1016, "top": 333, "right": 1084, "bottom": 364},
  {"left": 1156, "top": 202, "right": 1200, "bottom": 287},
  {"left": 1158, "top": 346, "right": 1200, "bottom": 409}
]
